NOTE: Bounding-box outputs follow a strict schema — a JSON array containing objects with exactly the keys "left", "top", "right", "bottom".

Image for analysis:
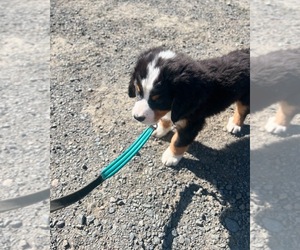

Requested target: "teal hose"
[
  {"left": 50, "top": 126, "right": 155, "bottom": 212},
  {"left": 101, "top": 126, "right": 154, "bottom": 179}
]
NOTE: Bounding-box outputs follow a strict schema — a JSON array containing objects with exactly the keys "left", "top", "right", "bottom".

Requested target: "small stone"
[
  {"left": 108, "top": 207, "right": 115, "bottom": 214},
  {"left": 62, "top": 239, "right": 69, "bottom": 249},
  {"left": 18, "top": 239, "right": 29, "bottom": 249},
  {"left": 51, "top": 179, "right": 59, "bottom": 187},
  {"left": 171, "top": 229, "right": 178, "bottom": 237},
  {"left": 110, "top": 197, "right": 117, "bottom": 203},
  {"left": 185, "top": 237, "right": 191, "bottom": 245},
  {"left": 93, "top": 219, "right": 100, "bottom": 226},
  {"left": 40, "top": 214, "right": 50, "bottom": 229},
  {"left": 92, "top": 231, "right": 99, "bottom": 238},
  {"left": 178, "top": 235, "right": 185, "bottom": 244},
  {"left": 2, "top": 179, "right": 13, "bottom": 186},
  {"left": 87, "top": 215, "right": 95, "bottom": 225},
  {"left": 98, "top": 224, "right": 103, "bottom": 232},
  {"left": 70, "top": 77, "right": 78, "bottom": 82},
  {"left": 10, "top": 220, "right": 22, "bottom": 228},
  {"left": 116, "top": 199, "right": 125, "bottom": 206},
  {"left": 153, "top": 236, "right": 160, "bottom": 245},
  {"left": 77, "top": 214, "right": 86, "bottom": 225},
  {"left": 262, "top": 217, "right": 283, "bottom": 233},
  {"left": 145, "top": 209, "right": 154, "bottom": 217},
  {"left": 129, "top": 232, "right": 135, "bottom": 241},
  {"left": 56, "top": 220, "right": 65, "bottom": 228},
  {"left": 196, "top": 219, "right": 203, "bottom": 227},
  {"left": 224, "top": 218, "right": 239, "bottom": 232},
  {"left": 236, "top": 193, "right": 242, "bottom": 199}
]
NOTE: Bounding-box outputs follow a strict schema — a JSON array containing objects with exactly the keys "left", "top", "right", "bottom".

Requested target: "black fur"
[
  {"left": 251, "top": 48, "right": 300, "bottom": 112},
  {"left": 129, "top": 47, "right": 250, "bottom": 148}
]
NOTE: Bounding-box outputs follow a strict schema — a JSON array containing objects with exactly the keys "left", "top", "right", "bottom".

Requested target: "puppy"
[
  {"left": 251, "top": 48, "right": 300, "bottom": 134},
  {"left": 128, "top": 47, "right": 250, "bottom": 166}
]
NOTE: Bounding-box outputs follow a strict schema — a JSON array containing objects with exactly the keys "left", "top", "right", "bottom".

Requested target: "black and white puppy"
[
  {"left": 128, "top": 47, "right": 250, "bottom": 166},
  {"left": 251, "top": 48, "right": 300, "bottom": 134}
]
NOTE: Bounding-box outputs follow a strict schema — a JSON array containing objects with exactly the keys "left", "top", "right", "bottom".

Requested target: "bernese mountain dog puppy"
[
  {"left": 128, "top": 47, "right": 250, "bottom": 166},
  {"left": 251, "top": 48, "right": 300, "bottom": 134}
]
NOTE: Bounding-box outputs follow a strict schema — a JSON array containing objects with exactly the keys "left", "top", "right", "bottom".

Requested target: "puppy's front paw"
[
  {"left": 162, "top": 147, "right": 183, "bottom": 166},
  {"left": 153, "top": 124, "right": 172, "bottom": 138},
  {"left": 265, "top": 117, "right": 287, "bottom": 134},
  {"left": 226, "top": 117, "right": 241, "bottom": 134}
]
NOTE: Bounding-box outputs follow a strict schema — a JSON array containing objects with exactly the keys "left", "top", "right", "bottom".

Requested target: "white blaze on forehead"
[
  {"left": 158, "top": 50, "right": 176, "bottom": 60},
  {"left": 141, "top": 50, "right": 176, "bottom": 99},
  {"left": 141, "top": 59, "right": 160, "bottom": 100}
]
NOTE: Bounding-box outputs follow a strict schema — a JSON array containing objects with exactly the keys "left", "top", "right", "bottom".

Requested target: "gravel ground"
[
  {"left": 1, "top": 0, "right": 299, "bottom": 249},
  {"left": 50, "top": 1, "right": 250, "bottom": 249},
  {"left": 251, "top": 0, "right": 300, "bottom": 249},
  {"left": 1, "top": 0, "right": 50, "bottom": 249}
]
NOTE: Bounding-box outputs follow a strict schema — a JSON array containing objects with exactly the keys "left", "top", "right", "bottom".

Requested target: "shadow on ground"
[
  {"left": 159, "top": 133, "right": 250, "bottom": 249},
  {"left": 251, "top": 136, "right": 300, "bottom": 249}
]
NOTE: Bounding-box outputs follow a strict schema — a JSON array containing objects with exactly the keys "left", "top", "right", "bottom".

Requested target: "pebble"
[
  {"left": 108, "top": 207, "right": 115, "bottom": 214},
  {"left": 196, "top": 219, "right": 204, "bottom": 227},
  {"left": 145, "top": 209, "right": 154, "bottom": 217},
  {"left": 18, "top": 239, "right": 29, "bottom": 249},
  {"left": 40, "top": 214, "right": 50, "bottom": 229},
  {"left": 116, "top": 199, "right": 125, "bottom": 206},
  {"left": 110, "top": 197, "right": 117, "bottom": 203},
  {"left": 236, "top": 193, "right": 242, "bottom": 199},
  {"left": 62, "top": 239, "right": 70, "bottom": 249},
  {"left": 93, "top": 219, "right": 100, "bottom": 226},
  {"left": 56, "top": 220, "right": 65, "bottom": 228},
  {"left": 224, "top": 218, "right": 239, "bottom": 233},
  {"left": 87, "top": 215, "right": 95, "bottom": 225},
  {"left": 77, "top": 214, "right": 86, "bottom": 225},
  {"left": 10, "top": 220, "right": 22, "bottom": 228},
  {"left": 153, "top": 236, "right": 160, "bottom": 245},
  {"left": 178, "top": 235, "right": 185, "bottom": 244},
  {"left": 262, "top": 217, "right": 283, "bottom": 233},
  {"left": 2, "top": 179, "right": 13, "bottom": 186},
  {"left": 129, "top": 232, "right": 135, "bottom": 241},
  {"left": 171, "top": 229, "right": 178, "bottom": 237}
]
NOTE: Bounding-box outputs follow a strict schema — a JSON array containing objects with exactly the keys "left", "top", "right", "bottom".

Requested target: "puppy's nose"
[{"left": 133, "top": 115, "right": 145, "bottom": 122}]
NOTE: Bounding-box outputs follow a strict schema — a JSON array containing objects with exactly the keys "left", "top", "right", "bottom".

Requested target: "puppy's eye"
[
  {"left": 151, "top": 95, "right": 160, "bottom": 101},
  {"left": 135, "top": 83, "right": 143, "bottom": 99}
]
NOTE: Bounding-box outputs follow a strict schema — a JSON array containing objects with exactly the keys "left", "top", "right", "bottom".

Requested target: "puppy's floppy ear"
[
  {"left": 170, "top": 75, "right": 208, "bottom": 123},
  {"left": 128, "top": 78, "right": 136, "bottom": 98}
]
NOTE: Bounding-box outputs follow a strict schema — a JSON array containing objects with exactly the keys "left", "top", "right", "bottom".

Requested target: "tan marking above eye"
[
  {"left": 151, "top": 95, "right": 160, "bottom": 101},
  {"left": 135, "top": 84, "right": 141, "bottom": 93}
]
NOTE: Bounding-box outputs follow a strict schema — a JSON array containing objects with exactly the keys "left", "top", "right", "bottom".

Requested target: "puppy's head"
[{"left": 128, "top": 47, "right": 176, "bottom": 125}]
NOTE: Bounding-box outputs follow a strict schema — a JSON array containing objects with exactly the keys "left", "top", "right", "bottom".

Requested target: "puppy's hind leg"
[
  {"left": 227, "top": 101, "right": 250, "bottom": 134},
  {"left": 153, "top": 112, "right": 173, "bottom": 138}
]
